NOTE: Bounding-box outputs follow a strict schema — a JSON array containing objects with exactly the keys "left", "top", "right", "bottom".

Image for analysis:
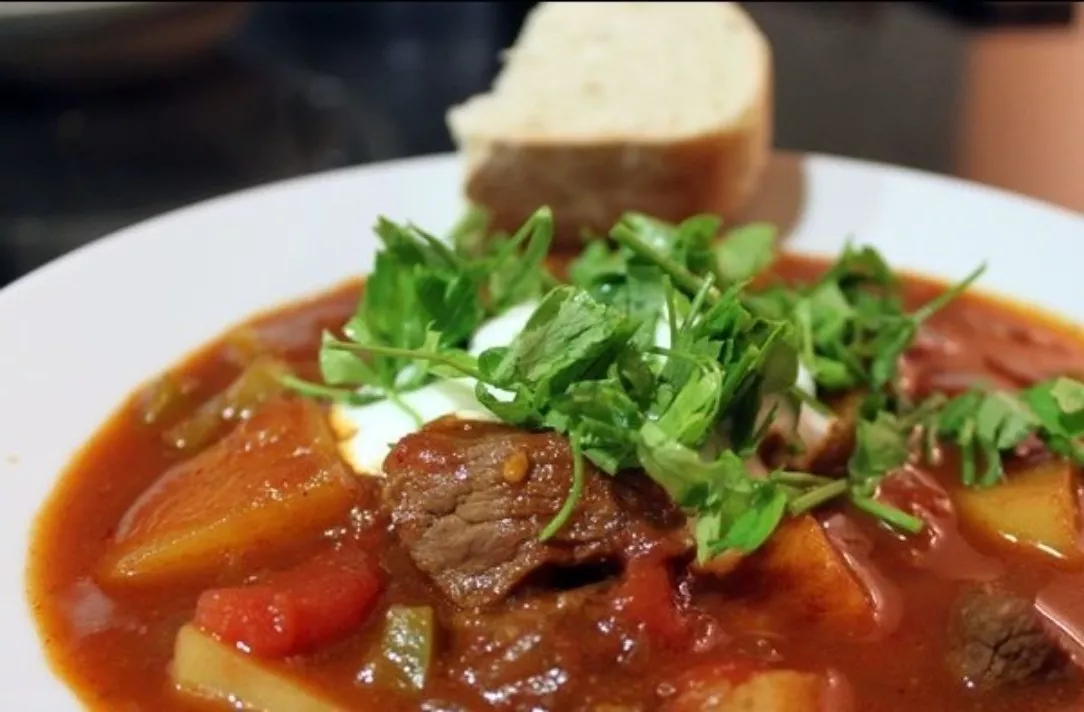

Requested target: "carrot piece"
[
  {"left": 193, "top": 547, "right": 385, "bottom": 658},
  {"left": 102, "top": 398, "right": 358, "bottom": 588}
]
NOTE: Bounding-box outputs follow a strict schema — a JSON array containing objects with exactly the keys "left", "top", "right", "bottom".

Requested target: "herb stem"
[
  {"left": 911, "top": 263, "right": 986, "bottom": 324},
  {"left": 446, "top": 205, "right": 490, "bottom": 256},
  {"left": 788, "top": 385, "right": 834, "bottom": 417},
  {"left": 851, "top": 495, "right": 925, "bottom": 534},
  {"left": 770, "top": 471, "right": 838, "bottom": 487},
  {"left": 788, "top": 479, "right": 848, "bottom": 514},
  {"left": 279, "top": 375, "right": 377, "bottom": 406},
  {"left": 539, "top": 436, "right": 586, "bottom": 541},
  {"left": 960, "top": 428, "right": 976, "bottom": 487},
  {"left": 611, "top": 224, "right": 718, "bottom": 302},
  {"left": 682, "top": 273, "right": 717, "bottom": 332},
  {"left": 387, "top": 391, "right": 424, "bottom": 427},
  {"left": 540, "top": 268, "right": 562, "bottom": 292},
  {"left": 663, "top": 277, "right": 679, "bottom": 349},
  {"left": 325, "top": 340, "right": 482, "bottom": 380}
]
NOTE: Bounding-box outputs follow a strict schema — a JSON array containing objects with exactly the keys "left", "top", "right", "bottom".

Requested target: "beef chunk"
[
  {"left": 759, "top": 391, "right": 862, "bottom": 477},
  {"left": 446, "top": 587, "right": 647, "bottom": 710},
  {"left": 383, "top": 418, "right": 688, "bottom": 607},
  {"left": 946, "top": 584, "right": 1070, "bottom": 689}
]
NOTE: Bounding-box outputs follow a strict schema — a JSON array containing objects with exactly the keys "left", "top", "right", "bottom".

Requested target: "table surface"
[{"left": 0, "top": 1, "right": 1063, "bottom": 289}]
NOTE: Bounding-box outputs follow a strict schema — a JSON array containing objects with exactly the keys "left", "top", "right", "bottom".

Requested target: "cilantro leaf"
[
  {"left": 636, "top": 423, "right": 746, "bottom": 508},
  {"left": 483, "top": 206, "right": 554, "bottom": 314},
  {"left": 638, "top": 425, "right": 795, "bottom": 560},
  {"left": 652, "top": 355, "right": 725, "bottom": 448},
  {"left": 931, "top": 390, "right": 1038, "bottom": 486},
  {"left": 928, "top": 377, "right": 1084, "bottom": 489},
  {"left": 287, "top": 209, "right": 556, "bottom": 408},
  {"left": 782, "top": 408, "right": 924, "bottom": 535},
  {"left": 1021, "top": 377, "right": 1084, "bottom": 461},
  {"left": 448, "top": 204, "right": 494, "bottom": 260},
  {"left": 787, "top": 245, "right": 985, "bottom": 398},
  {"left": 569, "top": 245, "right": 668, "bottom": 349},
  {"left": 620, "top": 212, "right": 721, "bottom": 278},
  {"left": 318, "top": 331, "right": 378, "bottom": 388},
  {"left": 339, "top": 218, "right": 486, "bottom": 393},
  {"left": 479, "top": 286, "right": 639, "bottom": 398},
  {"left": 714, "top": 222, "right": 778, "bottom": 283},
  {"left": 712, "top": 482, "right": 789, "bottom": 555},
  {"left": 290, "top": 206, "right": 1010, "bottom": 557},
  {"left": 545, "top": 378, "right": 644, "bottom": 473},
  {"left": 842, "top": 406, "right": 930, "bottom": 534},
  {"left": 848, "top": 411, "right": 912, "bottom": 493}
]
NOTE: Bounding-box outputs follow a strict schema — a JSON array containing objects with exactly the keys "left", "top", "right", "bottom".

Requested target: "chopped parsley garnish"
[
  {"left": 773, "top": 245, "right": 986, "bottom": 398},
  {"left": 285, "top": 207, "right": 553, "bottom": 417},
  {"left": 287, "top": 205, "right": 1084, "bottom": 563},
  {"left": 926, "top": 377, "right": 1084, "bottom": 487}
]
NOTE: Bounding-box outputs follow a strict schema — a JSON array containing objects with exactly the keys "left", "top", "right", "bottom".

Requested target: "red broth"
[{"left": 27, "top": 255, "right": 1084, "bottom": 711}]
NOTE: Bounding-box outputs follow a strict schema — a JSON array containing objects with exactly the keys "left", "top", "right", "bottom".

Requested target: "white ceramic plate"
[{"left": 2, "top": 152, "right": 1083, "bottom": 709}]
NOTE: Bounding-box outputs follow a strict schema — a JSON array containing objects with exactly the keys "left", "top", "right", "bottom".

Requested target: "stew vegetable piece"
[{"left": 27, "top": 207, "right": 1084, "bottom": 711}]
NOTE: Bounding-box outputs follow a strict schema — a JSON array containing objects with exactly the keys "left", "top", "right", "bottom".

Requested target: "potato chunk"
[
  {"left": 101, "top": 398, "right": 357, "bottom": 586},
  {"left": 736, "top": 515, "right": 876, "bottom": 637},
  {"left": 662, "top": 661, "right": 825, "bottom": 712},
  {"left": 171, "top": 624, "right": 347, "bottom": 711},
  {"left": 954, "top": 459, "right": 1084, "bottom": 567}
]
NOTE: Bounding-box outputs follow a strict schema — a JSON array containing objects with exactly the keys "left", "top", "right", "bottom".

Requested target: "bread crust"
[{"left": 455, "top": 42, "right": 773, "bottom": 248}]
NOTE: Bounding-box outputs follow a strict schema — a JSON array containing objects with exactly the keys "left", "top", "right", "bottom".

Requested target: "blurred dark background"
[{"left": 0, "top": 1, "right": 1078, "bottom": 288}]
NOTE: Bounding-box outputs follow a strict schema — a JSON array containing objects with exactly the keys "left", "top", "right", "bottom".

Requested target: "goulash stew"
[{"left": 28, "top": 211, "right": 1084, "bottom": 711}]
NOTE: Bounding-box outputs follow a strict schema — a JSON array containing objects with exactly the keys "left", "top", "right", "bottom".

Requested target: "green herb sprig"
[
  {"left": 779, "top": 246, "right": 987, "bottom": 398},
  {"left": 288, "top": 205, "right": 1084, "bottom": 564},
  {"left": 286, "top": 207, "right": 554, "bottom": 419},
  {"left": 926, "top": 377, "right": 1084, "bottom": 487}
]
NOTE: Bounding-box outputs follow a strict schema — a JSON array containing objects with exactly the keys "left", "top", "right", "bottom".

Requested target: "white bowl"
[{"left": 3, "top": 152, "right": 1083, "bottom": 709}]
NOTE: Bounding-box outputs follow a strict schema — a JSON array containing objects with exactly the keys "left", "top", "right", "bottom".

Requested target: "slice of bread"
[{"left": 447, "top": 1, "right": 773, "bottom": 247}]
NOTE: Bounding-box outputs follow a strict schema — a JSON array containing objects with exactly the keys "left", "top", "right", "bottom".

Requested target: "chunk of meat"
[
  {"left": 797, "top": 392, "right": 864, "bottom": 475},
  {"left": 100, "top": 398, "right": 358, "bottom": 587},
  {"left": 446, "top": 587, "right": 647, "bottom": 711},
  {"left": 661, "top": 660, "right": 826, "bottom": 712},
  {"left": 946, "top": 584, "right": 1071, "bottom": 690},
  {"left": 900, "top": 313, "right": 1084, "bottom": 400},
  {"left": 760, "top": 392, "right": 862, "bottom": 476},
  {"left": 878, "top": 467, "right": 1004, "bottom": 582},
  {"left": 383, "top": 418, "right": 688, "bottom": 607}
]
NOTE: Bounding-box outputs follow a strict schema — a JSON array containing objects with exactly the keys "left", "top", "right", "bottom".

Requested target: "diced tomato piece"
[
  {"left": 612, "top": 555, "right": 689, "bottom": 648},
  {"left": 193, "top": 546, "right": 385, "bottom": 658}
]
